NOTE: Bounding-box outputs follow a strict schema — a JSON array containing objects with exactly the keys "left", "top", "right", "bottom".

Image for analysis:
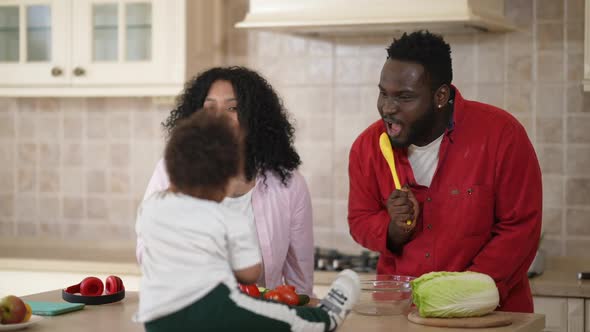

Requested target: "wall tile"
[
  {"left": 312, "top": 201, "right": 333, "bottom": 228},
  {"left": 38, "top": 98, "right": 59, "bottom": 113},
  {"left": 0, "top": 112, "right": 15, "bottom": 138},
  {"left": 17, "top": 168, "right": 36, "bottom": 193},
  {"left": 333, "top": 87, "right": 362, "bottom": 115},
  {"left": 38, "top": 196, "right": 59, "bottom": 222},
  {"left": 0, "top": 171, "right": 14, "bottom": 194},
  {"left": 537, "top": 52, "right": 565, "bottom": 82},
  {"left": 298, "top": 144, "right": 333, "bottom": 176},
  {"left": 536, "top": 23, "right": 564, "bottom": 51},
  {"left": 39, "top": 169, "right": 60, "bottom": 193},
  {"left": 110, "top": 170, "right": 130, "bottom": 193},
  {"left": 566, "top": 178, "right": 590, "bottom": 205},
  {"left": 108, "top": 112, "right": 131, "bottom": 139},
  {"left": 16, "top": 111, "right": 37, "bottom": 139},
  {"left": 566, "top": 146, "right": 590, "bottom": 175},
  {"left": 566, "top": 84, "right": 583, "bottom": 113},
  {"left": 16, "top": 222, "right": 38, "bottom": 237},
  {"left": 477, "top": 84, "right": 505, "bottom": 108},
  {"left": 40, "top": 143, "right": 60, "bottom": 167},
  {"left": 307, "top": 175, "right": 333, "bottom": 201},
  {"left": 335, "top": 57, "right": 362, "bottom": 84},
  {"left": 540, "top": 237, "right": 564, "bottom": 256},
  {"left": 566, "top": 0, "right": 584, "bottom": 21},
  {"left": 62, "top": 143, "right": 84, "bottom": 166},
  {"left": 537, "top": 0, "right": 564, "bottom": 21},
  {"left": 18, "top": 143, "right": 37, "bottom": 165},
  {"left": 536, "top": 116, "right": 563, "bottom": 143},
  {"left": 308, "top": 38, "right": 333, "bottom": 57},
  {"left": 505, "top": 83, "right": 532, "bottom": 113},
  {"left": 61, "top": 168, "right": 84, "bottom": 195},
  {"left": 507, "top": 54, "right": 533, "bottom": 82},
  {"left": 333, "top": 175, "right": 349, "bottom": 201},
  {"left": 566, "top": 20, "right": 584, "bottom": 53},
  {"left": 543, "top": 207, "right": 563, "bottom": 235},
  {"left": 281, "top": 34, "right": 307, "bottom": 56},
  {"left": 0, "top": 194, "right": 14, "bottom": 217},
  {"left": 537, "top": 145, "right": 563, "bottom": 174},
  {"left": 536, "top": 84, "right": 565, "bottom": 115},
  {"left": 305, "top": 57, "right": 333, "bottom": 84},
  {"left": 15, "top": 194, "right": 37, "bottom": 220},
  {"left": 567, "top": 116, "right": 590, "bottom": 143},
  {"left": 87, "top": 197, "right": 108, "bottom": 219},
  {"left": 63, "top": 115, "right": 84, "bottom": 140},
  {"left": 110, "top": 143, "right": 130, "bottom": 167},
  {"left": 86, "top": 170, "right": 107, "bottom": 193},
  {"left": 63, "top": 197, "right": 84, "bottom": 219},
  {"left": 37, "top": 116, "right": 60, "bottom": 140},
  {"left": 477, "top": 51, "right": 505, "bottom": 83},
  {"left": 567, "top": 52, "right": 583, "bottom": 81},
  {"left": 39, "top": 223, "right": 61, "bottom": 238},
  {"left": 108, "top": 198, "right": 133, "bottom": 224},
  {"left": 132, "top": 111, "right": 158, "bottom": 139},
  {"left": 542, "top": 175, "right": 563, "bottom": 207},
  {"left": 0, "top": 142, "right": 14, "bottom": 168},
  {"left": 87, "top": 111, "right": 108, "bottom": 139},
  {"left": 296, "top": 115, "right": 334, "bottom": 143},
  {"left": 85, "top": 143, "right": 109, "bottom": 168},
  {"left": 565, "top": 239, "right": 590, "bottom": 257},
  {"left": 566, "top": 208, "right": 590, "bottom": 235},
  {"left": 0, "top": 219, "right": 15, "bottom": 237}
]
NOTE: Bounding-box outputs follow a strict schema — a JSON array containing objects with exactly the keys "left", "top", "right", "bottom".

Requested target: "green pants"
[{"left": 145, "top": 283, "right": 331, "bottom": 332}]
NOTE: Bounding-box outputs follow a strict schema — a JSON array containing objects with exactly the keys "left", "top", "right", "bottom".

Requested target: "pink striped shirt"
[{"left": 136, "top": 159, "right": 315, "bottom": 295}]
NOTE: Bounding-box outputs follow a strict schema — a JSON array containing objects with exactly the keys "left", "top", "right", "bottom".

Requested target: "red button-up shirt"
[{"left": 348, "top": 87, "right": 542, "bottom": 312}]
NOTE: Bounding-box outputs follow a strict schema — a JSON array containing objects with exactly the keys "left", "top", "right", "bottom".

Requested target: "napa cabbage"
[{"left": 410, "top": 271, "right": 500, "bottom": 318}]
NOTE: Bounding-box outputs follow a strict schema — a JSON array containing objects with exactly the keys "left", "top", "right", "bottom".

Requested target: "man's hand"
[{"left": 386, "top": 185, "right": 420, "bottom": 253}]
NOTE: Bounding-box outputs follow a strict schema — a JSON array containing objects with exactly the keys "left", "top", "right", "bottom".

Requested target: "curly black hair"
[
  {"left": 165, "top": 111, "right": 240, "bottom": 193},
  {"left": 386, "top": 30, "right": 453, "bottom": 90},
  {"left": 163, "top": 66, "right": 300, "bottom": 185}
]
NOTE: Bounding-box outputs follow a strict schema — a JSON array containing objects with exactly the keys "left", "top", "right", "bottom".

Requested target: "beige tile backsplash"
[{"left": 0, "top": 0, "right": 589, "bottom": 258}]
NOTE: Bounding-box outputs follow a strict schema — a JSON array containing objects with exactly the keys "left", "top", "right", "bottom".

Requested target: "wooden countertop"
[{"left": 21, "top": 290, "right": 544, "bottom": 332}]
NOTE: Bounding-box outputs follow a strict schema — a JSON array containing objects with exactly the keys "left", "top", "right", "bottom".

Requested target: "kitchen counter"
[
  {"left": 21, "top": 290, "right": 544, "bottom": 332},
  {"left": 528, "top": 256, "right": 590, "bottom": 298},
  {"left": 314, "top": 257, "right": 590, "bottom": 299}
]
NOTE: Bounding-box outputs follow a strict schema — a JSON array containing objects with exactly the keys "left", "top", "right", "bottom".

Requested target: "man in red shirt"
[{"left": 348, "top": 30, "right": 542, "bottom": 312}]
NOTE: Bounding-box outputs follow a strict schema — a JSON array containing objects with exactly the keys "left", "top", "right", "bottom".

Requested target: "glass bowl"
[{"left": 352, "top": 274, "right": 415, "bottom": 316}]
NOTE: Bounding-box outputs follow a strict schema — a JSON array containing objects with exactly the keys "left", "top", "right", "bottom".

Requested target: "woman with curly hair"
[{"left": 137, "top": 66, "right": 314, "bottom": 295}]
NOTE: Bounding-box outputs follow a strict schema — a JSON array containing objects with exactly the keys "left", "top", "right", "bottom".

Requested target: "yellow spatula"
[{"left": 379, "top": 132, "right": 412, "bottom": 226}]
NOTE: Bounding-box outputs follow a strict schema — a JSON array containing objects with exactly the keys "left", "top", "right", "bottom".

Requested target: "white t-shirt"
[
  {"left": 221, "top": 188, "right": 267, "bottom": 286},
  {"left": 408, "top": 134, "right": 444, "bottom": 187},
  {"left": 134, "top": 191, "right": 262, "bottom": 323}
]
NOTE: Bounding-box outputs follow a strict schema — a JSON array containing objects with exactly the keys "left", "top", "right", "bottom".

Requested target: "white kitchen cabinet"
[
  {"left": 534, "top": 296, "right": 586, "bottom": 332},
  {"left": 0, "top": 0, "right": 223, "bottom": 96},
  {"left": 585, "top": 300, "right": 590, "bottom": 332}
]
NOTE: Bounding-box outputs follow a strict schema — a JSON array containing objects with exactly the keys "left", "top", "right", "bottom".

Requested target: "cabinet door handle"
[
  {"left": 73, "top": 67, "right": 86, "bottom": 76},
  {"left": 51, "top": 67, "right": 63, "bottom": 77}
]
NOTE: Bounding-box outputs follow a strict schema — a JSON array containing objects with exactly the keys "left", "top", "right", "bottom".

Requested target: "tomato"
[
  {"left": 238, "top": 283, "right": 261, "bottom": 298},
  {"left": 276, "top": 289, "right": 299, "bottom": 306},
  {"left": 263, "top": 290, "right": 282, "bottom": 302}
]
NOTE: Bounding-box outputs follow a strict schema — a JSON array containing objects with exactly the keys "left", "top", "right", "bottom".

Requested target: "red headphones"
[{"left": 63, "top": 276, "right": 125, "bottom": 305}]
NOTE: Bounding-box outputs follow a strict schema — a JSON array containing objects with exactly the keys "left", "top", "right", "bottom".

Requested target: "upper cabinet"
[{"left": 0, "top": 0, "right": 223, "bottom": 97}]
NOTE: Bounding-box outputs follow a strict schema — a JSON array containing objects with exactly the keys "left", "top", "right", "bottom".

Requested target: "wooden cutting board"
[{"left": 407, "top": 311, "right": 512, "bottom": 328}]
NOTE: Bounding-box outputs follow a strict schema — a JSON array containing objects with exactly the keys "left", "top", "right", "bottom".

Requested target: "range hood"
[{"left": 235, "top": 0, "right": 516, "bottom": 35}]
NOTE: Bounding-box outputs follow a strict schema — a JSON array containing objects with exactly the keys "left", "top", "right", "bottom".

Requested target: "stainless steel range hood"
[{"left": 235, "top": 0, "right": 516, "bottom": 35}]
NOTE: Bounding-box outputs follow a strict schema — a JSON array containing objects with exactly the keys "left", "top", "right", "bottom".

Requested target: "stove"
[{"left": 314, "top": 247, "right": 379, "bottom": 273}]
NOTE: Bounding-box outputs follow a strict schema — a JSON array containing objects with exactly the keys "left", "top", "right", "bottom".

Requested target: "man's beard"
[{"left": 390, "top": 105, "right": 437, "bottom": 148}]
